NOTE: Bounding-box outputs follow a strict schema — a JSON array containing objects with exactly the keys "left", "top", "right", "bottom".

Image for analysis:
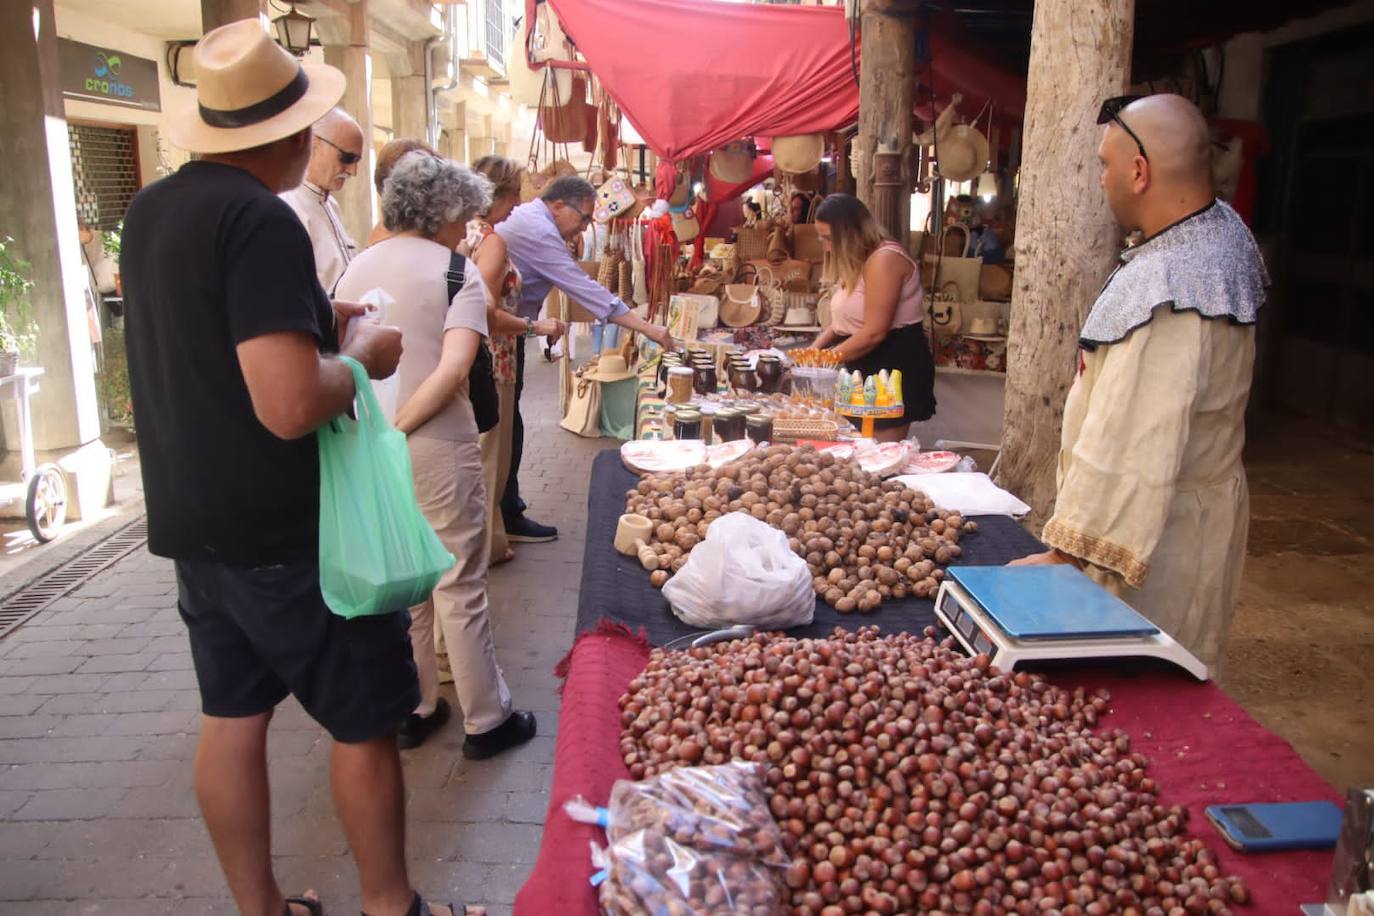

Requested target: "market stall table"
[{"left": 519, "top": 449, "right": 1338, "bottom": 916}]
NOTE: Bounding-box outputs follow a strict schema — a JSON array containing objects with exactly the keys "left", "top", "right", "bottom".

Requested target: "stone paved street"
[{"left": 0, "top": 355, "right": 606, "bottom": 914}]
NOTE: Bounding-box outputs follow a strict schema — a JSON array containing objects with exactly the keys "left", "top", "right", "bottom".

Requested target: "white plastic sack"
[
  {"left": 893, "top": 472, "right": 1031, "bottom": 517},
  {"left": 341, "top": 288, "right": 399, "bottom": 421},
  {"left": 662, "top": 512, "right": 814, "bottom": 629}
]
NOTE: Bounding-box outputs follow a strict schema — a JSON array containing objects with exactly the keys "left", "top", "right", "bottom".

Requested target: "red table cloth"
[{"left": 515, "top": 624, "right": 1337, "bottom": 915}]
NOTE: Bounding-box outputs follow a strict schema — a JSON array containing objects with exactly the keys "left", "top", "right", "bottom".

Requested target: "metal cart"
[{"left": 0, "top": 368, "right": 67, "bottom": 542}]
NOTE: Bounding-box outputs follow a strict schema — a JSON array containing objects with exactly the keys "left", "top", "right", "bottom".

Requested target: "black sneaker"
[
  {"left": 397, "top": 697, "right": 450, "bottom": 750},
  {"left": 505, "top": 515, "right": 557, "bottom": 543},
  {"left": 462, "top": 710, "right": 537, "bottom": 760}
]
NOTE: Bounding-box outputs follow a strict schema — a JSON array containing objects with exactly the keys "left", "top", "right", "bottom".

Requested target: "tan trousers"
[
  {"left": 406, "top": 436, "right": 512, "bottom": 734},
  {"left": 479, "top": 379, "right": 518, "bottom": 562}
]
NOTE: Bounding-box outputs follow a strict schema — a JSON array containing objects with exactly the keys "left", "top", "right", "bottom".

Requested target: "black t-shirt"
[{"left": 121, "top": 161, "right": 336, "bottom": 566}]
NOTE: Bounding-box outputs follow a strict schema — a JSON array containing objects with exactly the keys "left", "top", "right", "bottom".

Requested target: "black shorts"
[{"left": 174, "top": 558, "right": 419, "bottom": 743}]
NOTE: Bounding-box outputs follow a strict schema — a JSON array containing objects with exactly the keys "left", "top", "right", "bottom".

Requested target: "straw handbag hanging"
[
  {"left": 630, "top": 223, "right": 649, "bottom": 306},
  {"left": 720, "top": 282, "right": 763, "bottom": 327}
]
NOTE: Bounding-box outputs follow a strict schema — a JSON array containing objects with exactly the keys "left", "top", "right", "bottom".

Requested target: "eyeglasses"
[
  {"left": 316, "top": 134, "right": 362, "bottom": 166},
  {"left": 1097, "top": 95, "right": 1148, "bottom": 162},
  {"left": 573, "top": 206, "right": 594, "bottom": 227}
]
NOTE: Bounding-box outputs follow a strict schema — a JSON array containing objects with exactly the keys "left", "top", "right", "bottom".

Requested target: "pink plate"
[{"left": 903, "top": 450, "right": 960, "bottom": 474}]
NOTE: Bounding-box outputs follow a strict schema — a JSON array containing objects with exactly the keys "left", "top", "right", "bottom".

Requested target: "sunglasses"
[
  {"left": 1097, "top": 95, "right": 1148, "bottom": 162},
  {"left": 316, "top": 134, "right": 362, "bottom": 166}
]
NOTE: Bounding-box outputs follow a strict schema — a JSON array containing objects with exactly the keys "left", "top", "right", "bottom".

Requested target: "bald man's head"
[
  {"left": 1098, "top": 94, "right": 1215, "bottom": 236},
  {"left": 306, "top": 107, "right": 364, "bottom": 192}
]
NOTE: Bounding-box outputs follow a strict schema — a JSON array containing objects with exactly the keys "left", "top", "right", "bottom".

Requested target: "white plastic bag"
[
  {"left": 662, "top": 512, "right": 814, "bottom": 629},
  {"left": 892, "top": 471, "right": 1031, "bottom": 517},
  {"left": 342, "top": 288, "right": 399, "bottom": 421}
]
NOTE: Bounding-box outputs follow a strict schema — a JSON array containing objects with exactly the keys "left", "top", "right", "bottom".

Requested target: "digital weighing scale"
[{"left": 934, "top": 566, "right": 1209, "bottom": 681}]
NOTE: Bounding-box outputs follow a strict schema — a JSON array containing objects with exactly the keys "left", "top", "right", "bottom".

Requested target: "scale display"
[{"left": 934, "top": 565, "right": 1209, "bottom": 681}]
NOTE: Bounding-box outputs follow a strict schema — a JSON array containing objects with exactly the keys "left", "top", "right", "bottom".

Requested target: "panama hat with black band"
[{"left": 168, "top": 19, "right": 346, "bottom": 155}]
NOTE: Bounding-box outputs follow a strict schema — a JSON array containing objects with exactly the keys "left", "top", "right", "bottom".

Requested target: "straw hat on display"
[
  {"left": 772, "top": 134, "right": 824, "bottom": 174},
  {"left": 167, "top": 19, "right": 346, "bottom": 154},
  {"left": 935, "top": 124, "right": 990, "bottom": 183},
  {"left": 709, "top": 141, "right": 755, "bottom": 184},
  {"left": 585, "top": 354, "right": 636, "bottom": 383}
]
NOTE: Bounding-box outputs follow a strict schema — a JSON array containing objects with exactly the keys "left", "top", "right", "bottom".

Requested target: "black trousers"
[{"left": 500, "top": 336, "right": 526, "bottom": 524}]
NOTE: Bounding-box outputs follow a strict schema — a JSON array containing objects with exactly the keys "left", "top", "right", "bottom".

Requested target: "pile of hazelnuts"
[
  {"left": 619, "top": 627, "right": 1252, "bottom": 916},
  {"left": 625, "top": 445, "right": 977, "bottom": 611}
]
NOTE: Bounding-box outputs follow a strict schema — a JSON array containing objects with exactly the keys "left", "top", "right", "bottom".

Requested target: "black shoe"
[
  {"left": 397, "top": 697, "right": 450, "bottom": 750},
  {"left": 462, "top": 710, "right": 537, "bottom": 760},
  {"left": 505, "top": 515, "right": 557, "bottom": 543}
]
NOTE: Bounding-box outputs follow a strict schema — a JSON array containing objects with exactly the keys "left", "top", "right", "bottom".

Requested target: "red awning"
[{"left": 534, "top": 0, "right": 1026, "bottom": 162}]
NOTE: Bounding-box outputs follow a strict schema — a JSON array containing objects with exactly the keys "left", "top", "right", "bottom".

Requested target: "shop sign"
[{"left": 59, "top": 39, "right": 161, "bottom": 112}]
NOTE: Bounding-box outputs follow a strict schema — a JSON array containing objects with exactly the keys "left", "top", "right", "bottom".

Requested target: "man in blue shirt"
[{"left": 495, "top": 177, "right": 673, "bottom": 542}]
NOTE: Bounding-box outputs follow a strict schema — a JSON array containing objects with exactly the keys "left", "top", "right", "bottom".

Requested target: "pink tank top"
[{"left": 829, "top": 242, "right": 925, "bottom": 337}]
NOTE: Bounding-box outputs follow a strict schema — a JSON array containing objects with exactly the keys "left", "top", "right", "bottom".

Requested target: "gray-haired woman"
[{"left": 335, "top": 152, "right": 536, "bottom": 758}]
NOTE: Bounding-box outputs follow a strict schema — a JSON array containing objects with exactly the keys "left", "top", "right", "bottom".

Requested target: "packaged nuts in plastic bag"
[{"left": 598, "top": 761, "right": 788, "bottom": 915}]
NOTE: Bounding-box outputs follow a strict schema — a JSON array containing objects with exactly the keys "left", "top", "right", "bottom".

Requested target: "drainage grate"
[{"left": 0, "top": 516, "right": 149, "bottom": 640}]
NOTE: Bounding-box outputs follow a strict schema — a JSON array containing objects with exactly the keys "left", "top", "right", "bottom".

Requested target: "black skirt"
[{"left": 837, "top": 322, "right": 937, "bottom": 429}]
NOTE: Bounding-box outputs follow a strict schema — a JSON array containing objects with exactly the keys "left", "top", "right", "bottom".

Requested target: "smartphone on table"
[{"left": 1205, "top": 801, "right": 1343, "bottom": 853}]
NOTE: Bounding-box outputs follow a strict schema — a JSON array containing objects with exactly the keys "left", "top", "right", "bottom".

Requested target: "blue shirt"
[{"left": 494, "top": 200, "right": 631, "bottom": 321}]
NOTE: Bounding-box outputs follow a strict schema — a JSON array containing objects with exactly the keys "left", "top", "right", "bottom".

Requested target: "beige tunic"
[
  {"left": 280, "top": 181, "right": 356, "bottom": 295},
  {"left": 1042, "top": 307, "right": 1254, "bottom": 673}
]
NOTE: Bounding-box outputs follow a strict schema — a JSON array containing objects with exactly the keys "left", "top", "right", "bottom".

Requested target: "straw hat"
[
  {"left": 772, "top": 134, "right": 824, "bottom": 174},
  {"left": 585, "top": 354, "right": 636, "bottom": 383},
  {"left": 935, "top": 124, "right": 990, "bottom": 183},
  {"left": 709, "top": 141, "right": 755, "bottom": 184},
  {"left": 167, "top": 19, "right": 346, "bottom": 154}
]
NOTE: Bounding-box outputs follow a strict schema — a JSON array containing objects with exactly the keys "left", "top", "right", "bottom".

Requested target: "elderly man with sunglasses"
[
  {"left": 1011, "top": 94, "right": 1268, "bottom": 677},
  {"left": 281, "top": 107, "right": 363, "bottom": 294}
]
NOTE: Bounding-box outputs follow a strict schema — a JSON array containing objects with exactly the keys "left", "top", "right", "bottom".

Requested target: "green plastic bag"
[{"left": 318, "top": 356, "right": 454, "bottom": 618}]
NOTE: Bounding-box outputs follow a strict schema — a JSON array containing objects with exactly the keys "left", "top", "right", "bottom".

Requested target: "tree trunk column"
[
  {"left": 322, "top": 0, "right": 376, "bottom": 245},
  {"left": 0, "top": 0, "right": 101, "bottom": 450},
  {"left": 857, "top": 3, "right": 915, "bottom": 245},
  {"left": 997, "top": 0, "right": 1134, "bottom": 525}
]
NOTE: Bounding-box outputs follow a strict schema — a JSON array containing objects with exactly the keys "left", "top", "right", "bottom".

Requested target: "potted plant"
[{"left": 0, "top": 235, "right": 37, "bottom": 377}]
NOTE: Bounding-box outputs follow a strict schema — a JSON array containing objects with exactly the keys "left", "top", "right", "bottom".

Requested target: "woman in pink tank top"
[{"left": 813, "top": 194, "right": 936, "bottom": 441}]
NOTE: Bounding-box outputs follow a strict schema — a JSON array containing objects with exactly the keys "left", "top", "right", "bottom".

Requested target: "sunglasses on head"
[
  {"left": 1097, "top": 95, "right": 1148, "bottom": 162},
  {"left": 316, "top": 134, "right": 362, "bottom": 166}
]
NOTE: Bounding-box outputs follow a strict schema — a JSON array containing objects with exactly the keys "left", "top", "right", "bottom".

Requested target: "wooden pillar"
[
  {"left": 996, "top": 0, "right": 1134, "bottom": 525},
  {"left": 200, "top": 0, "right": 264, "bottom": 32},
  {"left": 856, "top": 1, "right": 916, "bottom": 244}
]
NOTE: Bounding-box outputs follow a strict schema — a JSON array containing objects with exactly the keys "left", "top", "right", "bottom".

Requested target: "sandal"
[
  {"left": 286, "top": 895, "right": 323, "bottom": 916},
  {"left": 490, "top": 546, "right": 516, "bottom": 567},
  {"left": 362, "top": 892, "right": 455, "bottom": 916}
]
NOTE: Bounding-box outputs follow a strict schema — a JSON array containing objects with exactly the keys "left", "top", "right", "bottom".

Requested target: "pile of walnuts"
[
  {"left": 625, "top": 444, "right": 977, "bottom": 611},
  {"left": 620, "top": 628, "right": 1252, "bottom": 916}
]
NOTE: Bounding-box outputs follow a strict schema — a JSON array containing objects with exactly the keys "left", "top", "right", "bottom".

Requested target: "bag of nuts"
[{"left": 599, "top": 762, "right": 789, "bottom": 915}]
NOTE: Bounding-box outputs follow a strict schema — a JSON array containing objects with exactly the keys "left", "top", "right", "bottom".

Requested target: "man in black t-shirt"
[{"left": 122, "top": 22, "right": 454, "bottom": 916}]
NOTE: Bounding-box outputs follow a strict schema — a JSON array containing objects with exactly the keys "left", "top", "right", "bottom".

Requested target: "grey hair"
[
  {"left": 382, "top": 152, "right": 492, "bottom": 238},
  {"left": 541, "top": 175, "right": 596, "bottom": 208}
]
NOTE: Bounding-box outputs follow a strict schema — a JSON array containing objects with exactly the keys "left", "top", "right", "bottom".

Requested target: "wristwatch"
[{"left": 524, "top": 318, "right": 536, "bottom": 338}]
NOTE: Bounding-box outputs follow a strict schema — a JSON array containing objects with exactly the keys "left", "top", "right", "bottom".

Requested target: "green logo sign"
[{"left": 88, "top": 50, "right": 134, "bottom": 99}]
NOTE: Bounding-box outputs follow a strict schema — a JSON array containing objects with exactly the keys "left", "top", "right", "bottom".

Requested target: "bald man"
[
  {"left": 281, "top": 107, "right": 363, "bottom": 293},
  {"left": 1012, "top": 95, "right": 1268, "bottom": 675}
]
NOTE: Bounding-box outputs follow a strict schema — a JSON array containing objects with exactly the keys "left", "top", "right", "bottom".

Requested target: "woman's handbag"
[
  {"left": 538, "top": 72, "right": 588, "bottom": 144},
  {"left": 929, "top": 282, "right": 964, "bottom": 339},
  {"left": 560, "top": 367, "right": 602, "bottom": 437},
  {"left": 671, "top": 206, "right": 701, "bottom": 243},
  {"left": 720, "top": 283, "right": 763, "bottom": 327},
  {"left": 734, "top": 225, "right": 771, "bottom": 262},
  {"left": 594, "top": 175, "right": 636, "bottom": 224},
  {"left": 317, "top": 357, "right": 455, "bottom": 619},
  {"left": 446, "top": 252, "right": 500, "bottom": 433},
  {"left": 630, "top": 224, "right": 649, "bottom": 306}
]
